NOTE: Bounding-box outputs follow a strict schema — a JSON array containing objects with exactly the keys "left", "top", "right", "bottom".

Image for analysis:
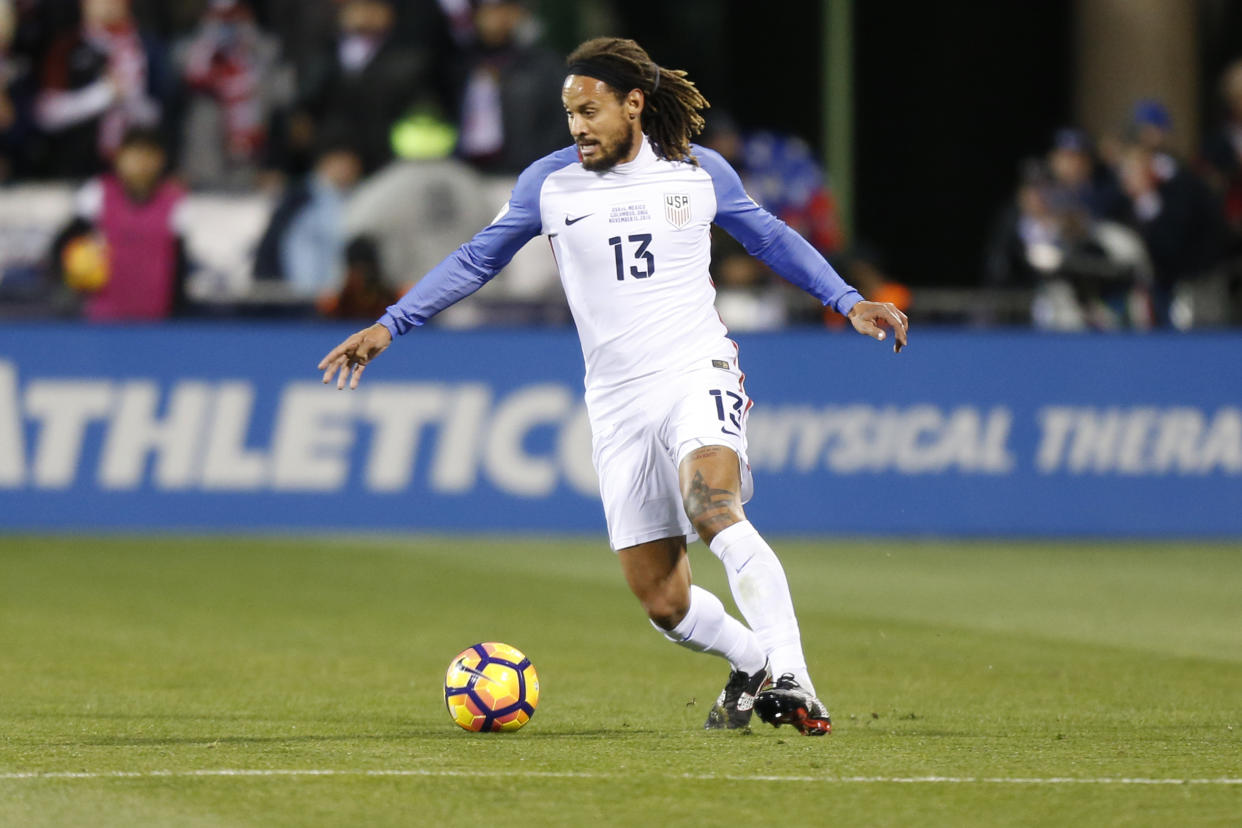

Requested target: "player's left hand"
[
  {"left": 847, "top": 301, "right": 909, "bottom": 353},
  {"left": 317, "top": 323, "right": 392, "bottom": 390}
]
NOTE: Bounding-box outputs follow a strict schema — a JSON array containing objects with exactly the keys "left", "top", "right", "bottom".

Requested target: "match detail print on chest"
[
  {"left": 607, "top": 201, "right": 652, "bottom": 224},
  {"left": 605, "top": 192, "right": 694, "bottom": 229}
]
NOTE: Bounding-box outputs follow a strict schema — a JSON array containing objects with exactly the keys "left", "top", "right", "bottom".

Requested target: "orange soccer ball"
[{"left": 443, "top": 642, "right": 540, "bottom": 732}]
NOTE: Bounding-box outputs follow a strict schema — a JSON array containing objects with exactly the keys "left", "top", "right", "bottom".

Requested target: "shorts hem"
[
  {"left": 674, "top": 436, "right": 741, "bottom": 469},
  {"left": 609, "top": 525, "right": 694, "bottom": 552}
]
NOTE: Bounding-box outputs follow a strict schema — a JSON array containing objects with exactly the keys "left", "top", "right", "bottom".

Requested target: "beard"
[{"left": 580, "top": 127, "right": 637, "bottom": 172}]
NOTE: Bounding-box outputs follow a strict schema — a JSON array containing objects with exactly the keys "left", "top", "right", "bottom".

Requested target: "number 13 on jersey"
[{"left": 608, "top": 234, "right": 655, "bottom": 280}]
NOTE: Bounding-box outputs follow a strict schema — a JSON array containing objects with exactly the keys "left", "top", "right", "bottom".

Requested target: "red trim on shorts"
[{"left": 731, "top": 340, "right": 755, "bottom": 415}]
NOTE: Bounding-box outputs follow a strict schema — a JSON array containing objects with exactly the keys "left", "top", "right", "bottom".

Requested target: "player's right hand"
[{"left": 318, "top": 323, "right": 392, "bottom": 390}]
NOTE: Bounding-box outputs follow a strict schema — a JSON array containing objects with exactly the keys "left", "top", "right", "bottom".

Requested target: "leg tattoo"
[{"left": 684, "top": 469, "right": 740, "bottom": 538}]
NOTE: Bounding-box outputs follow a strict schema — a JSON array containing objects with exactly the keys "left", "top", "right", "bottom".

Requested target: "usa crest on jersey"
[{"left": 664, "top": 193, "right": 691, "bottom": 229}]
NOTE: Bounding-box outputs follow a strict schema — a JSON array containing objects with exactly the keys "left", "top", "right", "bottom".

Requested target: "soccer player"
[{"left": 318, "top": 37, "right": 908, "bottom": 735}]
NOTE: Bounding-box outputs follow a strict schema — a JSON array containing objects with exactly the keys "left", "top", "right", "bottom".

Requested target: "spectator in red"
[
  {"left": 177, "top": 0, "right": 281, "bottom": 190},
  {"left": 52, "top": 126, "right": 189, "bottom": 321},
  {"left": 35, "top": 0, "right": 174, "bottom": 178}
]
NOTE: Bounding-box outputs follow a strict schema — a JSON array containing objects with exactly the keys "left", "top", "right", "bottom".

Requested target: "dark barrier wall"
[{"left": 1, "top": 325, "right": 1239, "bottom": 536}]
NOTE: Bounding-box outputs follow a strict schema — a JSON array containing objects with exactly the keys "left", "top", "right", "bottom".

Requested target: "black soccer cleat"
[
  {"left": 754, "top": 673, "right": 832, "bottom": 735},
  {"left": 704, "top": 661, "right": 772, "bottom": 730}
]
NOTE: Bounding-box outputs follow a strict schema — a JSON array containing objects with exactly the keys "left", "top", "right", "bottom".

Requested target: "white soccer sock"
[
  {"left": 654, "top": 584, "right": 767, "bottom": 675},
  {"left": 708, "top": 520, "right": 816, "bottom": 694}
]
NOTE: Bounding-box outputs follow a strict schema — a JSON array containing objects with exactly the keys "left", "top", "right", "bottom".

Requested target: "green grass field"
[{"left": 1, "top": 535, "right": 1238, "bottom": 827}]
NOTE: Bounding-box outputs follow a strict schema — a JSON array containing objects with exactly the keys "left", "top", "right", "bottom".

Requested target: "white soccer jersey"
[
  {"left": 380, "top": 137, "right": 862, "bottom": 392},
  {"left": 539, "top": 140, "right": 728, "bottom": 388}
]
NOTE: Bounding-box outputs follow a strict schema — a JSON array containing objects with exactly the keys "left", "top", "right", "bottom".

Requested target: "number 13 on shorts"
[{"left": 709, "top": 389, "right": 745, "bottom": 436}]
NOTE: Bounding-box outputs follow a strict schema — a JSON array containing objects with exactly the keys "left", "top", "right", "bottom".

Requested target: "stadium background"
[
  {"left": 0, "top": 0, "right": 1238, "bottom": 536},
  {"left": 2, "top": 4, "right": 1240, "bottom": 826}
]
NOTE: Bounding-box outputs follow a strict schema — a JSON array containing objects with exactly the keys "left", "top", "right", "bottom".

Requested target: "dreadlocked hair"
[{"left": 567, "top": 37, "right": 709, "bottom": 165}]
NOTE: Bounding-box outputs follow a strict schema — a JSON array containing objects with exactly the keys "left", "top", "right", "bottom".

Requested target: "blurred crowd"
[
  {"left": 0, "top": 0, "right": 571, "bottom": 322},
  {"left": 987, "top": 76, "right": 1242, "bottom": 330},
  {"left": 0, "top": 0, "right": 1239, "bottom": 330},
  {"left": 0, "top": 0, "right": 571, "bottom": 182}
]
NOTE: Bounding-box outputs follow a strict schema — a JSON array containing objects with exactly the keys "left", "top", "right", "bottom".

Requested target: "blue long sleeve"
[{"left": 696, "top": 146, "right": 862, "bottom": 317}]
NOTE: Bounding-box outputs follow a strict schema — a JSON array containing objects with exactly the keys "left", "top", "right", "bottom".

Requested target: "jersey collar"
[{"left": 607, "top": 135, "right": 658, "bottom": 175}]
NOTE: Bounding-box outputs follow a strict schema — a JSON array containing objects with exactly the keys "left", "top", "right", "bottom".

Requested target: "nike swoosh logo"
[
  {"left": 453, "top": 659, "right": 499, "bottom": 686},
  {"left": 565, "top": 214, "right": 592, "bottom": 226}
]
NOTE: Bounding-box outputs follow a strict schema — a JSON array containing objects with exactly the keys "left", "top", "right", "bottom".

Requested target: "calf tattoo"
[{"left": 684, "top": 470, "right": 739, "bottom": 536}]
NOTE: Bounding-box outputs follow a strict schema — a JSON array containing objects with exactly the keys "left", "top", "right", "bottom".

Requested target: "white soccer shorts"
[{"left": 587, "top": 360, "right": 756, "bottom": 550}]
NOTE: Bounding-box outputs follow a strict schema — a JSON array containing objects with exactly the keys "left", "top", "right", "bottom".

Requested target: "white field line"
[{"left": 0, "top": 769, "right": 1239, "bottom": 785}]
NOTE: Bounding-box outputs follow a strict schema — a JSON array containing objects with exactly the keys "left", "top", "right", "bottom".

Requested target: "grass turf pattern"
[{"left": 1, "top": 536, "right": 1238, "bottom": 826}]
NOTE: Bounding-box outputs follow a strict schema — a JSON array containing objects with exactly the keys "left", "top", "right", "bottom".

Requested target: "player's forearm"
[
  {"left": 748, "top": 220, "right": 862, "bottom": 316},
  {"left": 378, "top": 245, "right": 496, "bottom": 336},
  {"left": 378, "top": 202, "right": 542, "bottom": 337}
]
